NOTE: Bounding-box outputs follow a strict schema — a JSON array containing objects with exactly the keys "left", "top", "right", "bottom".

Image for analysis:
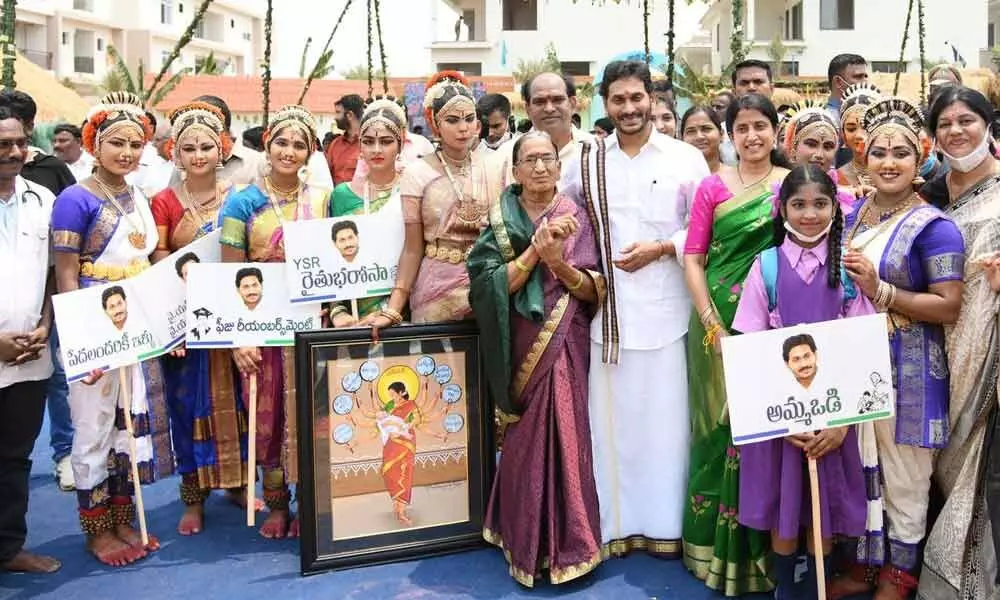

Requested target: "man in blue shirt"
[{"left": 825, "top": 54, "right": 869, "bottom": 168}]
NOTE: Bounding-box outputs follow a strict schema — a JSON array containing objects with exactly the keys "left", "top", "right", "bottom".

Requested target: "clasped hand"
[
  {"left": 785, "top": 426, "right": 848, "bottom": 460},
  {"left": 0, "top": 326, "right": 48, "bottom": 366},
  {"left": 532, "top": 215, "right": 579, "bottom": 267},
  {"left": 842, "top": 250, "right": 879, "bottom": 298}
]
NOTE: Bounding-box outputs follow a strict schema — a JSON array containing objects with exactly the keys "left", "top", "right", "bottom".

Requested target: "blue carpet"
[{"left": 0, "top": 420, "right": 801, "bottom": 599}]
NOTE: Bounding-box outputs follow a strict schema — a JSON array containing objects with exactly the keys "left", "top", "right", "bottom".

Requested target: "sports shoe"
[{"left": 54, "top": 456, "right": 75, "bottom": 492}]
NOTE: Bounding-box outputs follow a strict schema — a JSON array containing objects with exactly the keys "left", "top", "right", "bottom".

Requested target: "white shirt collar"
[{"left": 604, "top": 126, "right": 674, "bottom": 155}]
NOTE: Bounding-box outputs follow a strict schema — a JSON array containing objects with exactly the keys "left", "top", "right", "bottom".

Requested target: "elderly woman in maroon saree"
[{"left": 469, "top": 132, "right": 604, "bottom": 587}]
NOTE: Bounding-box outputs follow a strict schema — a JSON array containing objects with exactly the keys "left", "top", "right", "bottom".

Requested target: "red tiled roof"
[{"left": 149, "top": 74, "right": 545, "bottom": 115}]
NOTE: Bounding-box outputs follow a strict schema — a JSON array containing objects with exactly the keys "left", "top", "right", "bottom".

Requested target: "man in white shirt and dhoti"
[{"left": 563, "top": 59, "right": 709, "bottom": 558}]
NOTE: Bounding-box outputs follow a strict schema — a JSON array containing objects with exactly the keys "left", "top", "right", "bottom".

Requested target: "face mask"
[
  {"left": 939, "top": 130, "right": 991, "bottom": 173},
  {"left": 784, "top": 219, "right": 832, "bottom": 244}
]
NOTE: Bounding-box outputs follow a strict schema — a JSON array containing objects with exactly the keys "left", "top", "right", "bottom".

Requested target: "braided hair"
[{"left": 773, "top": 164, "right": 843, "bottom": 289}]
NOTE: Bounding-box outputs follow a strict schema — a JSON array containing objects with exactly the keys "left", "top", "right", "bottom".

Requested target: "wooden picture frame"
[{"left": 295, "top": 321, "right": 491, "bottom": 575}]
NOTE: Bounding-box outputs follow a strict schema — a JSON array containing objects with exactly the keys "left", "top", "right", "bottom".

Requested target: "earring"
[{"left": 297, "top": 165, "right": 310, "bottom": 185}]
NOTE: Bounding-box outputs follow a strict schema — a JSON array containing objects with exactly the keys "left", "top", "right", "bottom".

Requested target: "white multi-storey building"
[
  {"left": 700, "top": 0, "right": 988, "bottom": 77},
  {"left": 428, "top": 0, "right": 681, "bottom": 77},
  {"left": 13, "top": 0, "right": 265, "bottom": 84}
]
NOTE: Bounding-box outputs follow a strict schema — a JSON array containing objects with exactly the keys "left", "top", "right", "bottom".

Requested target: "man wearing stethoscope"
[
  {"left": 0, "top": 89, "right": 76, "bottom": 494},
  {"left": 0, "top": 105, "right": 60, "bottom": 574}
]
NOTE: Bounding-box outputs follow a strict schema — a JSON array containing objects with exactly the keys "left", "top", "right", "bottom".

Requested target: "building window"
[
  {"left": 161, "top": 0, "right": 173, "bottom": 25},
  {"left": 502, "top": 0, "right": 537, "bottom": 31},
  {"left": 560, "top": 62, "right": 590, "bottom": 77},
  {"left": 785, "top": 3, "right": 803, "bottom": 40},
  {"left": 179, "top": 3, "right": 183, "bottom": 13},
  {"left": 436, "top": 62, "right": 482, "bottom": 76},
  {"left": 96, "top": 38, "right": 103, "bottom": 51},
  {"left": 820, "top": 0, "right": 854, "bottom": 30},
  {"left": 62, "top": 32, "right": 69, "bottom": 45},
  {"left": 230, "top": 19, "right": 235, "bottom": 28},
  {"left": 780, "top": 61, "right": 800, "bottom": 76},
  {"left": 195, "top": 20, "right": 205, "bottom": 39},
  {"left": 161, "top": 50, "right": 171, "bottom": 68},
  {"left": 715, "top": 23, "right": 720, "bottom": 52},
  {"left": 990, "top": 23, "right": 996, "bottom": 49},
  {"left": 871, "top": 61, "right": 906, "bottom": 74}
]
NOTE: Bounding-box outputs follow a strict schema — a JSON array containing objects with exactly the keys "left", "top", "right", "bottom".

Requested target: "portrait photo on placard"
[
  {"left": 283, "top": 213, "right": 403, "bottom": 305},
  {"left": 53, "top": 279, "right": 157, "bottom": 380},
  {"left": 296, "top": 322, "right": 490, "bottom": 575},
  {"left": 722, "top": 313, "right": 895, "bottom": 445},
  {"left": 185, "top": 262, "right": 320, "bottom": 348}
]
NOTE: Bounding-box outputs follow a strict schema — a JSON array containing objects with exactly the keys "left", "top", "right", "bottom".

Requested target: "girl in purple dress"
[{"left": 732, "top": 165, "right": 872, "bottom": 599}]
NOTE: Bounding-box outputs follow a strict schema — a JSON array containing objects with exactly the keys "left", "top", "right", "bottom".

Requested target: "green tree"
[
  {"left": 342, "top": 64, "right": 387, "bottom": 81},
  {"left": 195, "top": 51, "right": 226, "bottom": 75},
  {"left": 1, "top": 0, "right": 16, "bottom": 88},
  {"left": 767, "top": 33, "right": 787, "bottom": 78},
  {"left": 146, "top": 0, "right": 216, "bottom": 107},
  {"left": 299, "top": 0, "right": 353, "bottom": 104},
  {"left": 105, "top": 45, "right": 190, "bottom": 108},
  {"left": 512, "top": 42, "right": 561, "bottom": 83},
  {"left": 672, "top": 58, "right": 720, "bottom": 105}
]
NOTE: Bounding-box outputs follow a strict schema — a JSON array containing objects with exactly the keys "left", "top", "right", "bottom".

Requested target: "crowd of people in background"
[{"left": 3, "top": 48, "right": 1000, "bottom": 600}]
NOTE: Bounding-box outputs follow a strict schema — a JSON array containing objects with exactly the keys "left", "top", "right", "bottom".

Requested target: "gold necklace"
[
  {"left": 436, "top": 149, "right": 484, "bottom": 228},
  {"left": 846, "top": 193, "right": 918, "bottom": 251},
  {"left": 93, "top": 178, "right": 147, "bottom": 250},
  {"left": 737, "top": 164, "right": 774, "bottom": 189},
  {"left": 264, "top": 175, "right": 301, "bottom": 198},
  {"left": 363, "top": 175, "right": 399, "bottom": 214},
  {"left": 439, "top": 149, "right": 471, "bottom": 177},
  {"left": 181, "top": 182, "right": 222, "bottom": 237},
  {"left": 93, "top": 172, "right": 128, "bottom": 195}
]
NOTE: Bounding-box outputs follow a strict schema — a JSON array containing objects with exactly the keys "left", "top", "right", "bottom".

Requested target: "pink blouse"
[{"left": 732, "top": 237, "right": 875, "bottom": 334}]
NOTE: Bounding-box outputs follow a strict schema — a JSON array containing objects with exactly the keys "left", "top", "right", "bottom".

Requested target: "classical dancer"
[{"left": 52, "top": 92, "right": 171, "bottom": 566}]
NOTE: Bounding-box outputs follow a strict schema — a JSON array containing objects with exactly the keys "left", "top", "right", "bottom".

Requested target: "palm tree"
[
  {"left": 512, "top": 42, "right": 561, "bottom": 84},
  {"left": 343, "top": 64, "right": 387, "bottom": 81},
  {"left": 105, "top": 45, "right": 190, "bottom": 108},
  {"left": 298, "top": 0, "right": 354, "bottom": 104},
  {"left": 195, "top": 51, "right": 227, "bottom": 75},
  {"left": 145, "top": 0, "right": 216, "bottom": 108},
  {"left": 672, "top": 58, "right": 719, "bottom": 105}
]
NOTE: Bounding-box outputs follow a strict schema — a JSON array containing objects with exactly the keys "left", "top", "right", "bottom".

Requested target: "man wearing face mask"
[
  {"left": 326, "top": 94, "right": 364, "bottom": 185},
  {"left": 825, "top": 54, "right": 869, "bottom": 169}
]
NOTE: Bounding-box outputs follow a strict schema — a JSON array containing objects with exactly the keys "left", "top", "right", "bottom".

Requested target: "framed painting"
[{"left": 295, "top": 321, "right": 492, "bottom": 575}]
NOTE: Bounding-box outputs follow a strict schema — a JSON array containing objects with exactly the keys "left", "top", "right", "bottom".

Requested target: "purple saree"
[{"left": 470, "top": 189, "right": 602, "bottom": 587}]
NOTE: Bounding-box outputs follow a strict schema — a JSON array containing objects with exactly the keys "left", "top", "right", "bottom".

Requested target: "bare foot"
[
  {"left": 829, "top": 573, "right": 873, "bottom": 600},
  {"left": 177, "top": 505, "right": 204, "bottom": 536},
  {"left": 287, "top": 516, "right": 300, "bottom": 538},
  {"left": 115, "top": 524, "right": 159, "bottom": 553},
  {"left": 2, "top": 550, "right": 61, "bottom": 573},
  {"left": 86, "top": 532, "right": 137, "bottom": 568},
  {"left": 394, "top": 506, "right": 413, "bottom": 527},
  {"left": 258, "top": 509, "right": 288, "bottom": 539},
  {"left": 226, "top": 488, "right": 265, "bottom": 512}
]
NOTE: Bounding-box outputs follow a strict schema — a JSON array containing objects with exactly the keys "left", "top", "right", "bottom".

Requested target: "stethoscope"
[{"left": 18, "top": 180, "right": 43, "bottom": 207}]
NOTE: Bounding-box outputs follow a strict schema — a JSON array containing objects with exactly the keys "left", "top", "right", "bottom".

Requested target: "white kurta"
[{"left": 563, "top": 128, "right": 710, "bottom": 553}]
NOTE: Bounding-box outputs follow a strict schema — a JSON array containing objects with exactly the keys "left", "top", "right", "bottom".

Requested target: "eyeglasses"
[
  {"left": 0, "top": 138, "right": 28, "bottom": 152},
  {"left": 515, "top": 154, "right": 558, "bottom": 167}
]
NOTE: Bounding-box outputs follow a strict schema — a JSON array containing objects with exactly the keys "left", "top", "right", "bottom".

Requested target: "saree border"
[
  {"left": 511, "top": 293, "right": 570, "bottom": 400},
  {"left": 483, "top": 527, "right": 602, "bottom": 587},
  {"left": 488, "top": 196, "right": 515, "bottom": 261}
]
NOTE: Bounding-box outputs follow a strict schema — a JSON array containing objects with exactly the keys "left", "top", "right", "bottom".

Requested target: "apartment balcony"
[
  {"left": 22, "top": 49, "right": 53, "bottom": 70},
  {"left": 74, "top": 55, "right": 95, "bottom": 74}
]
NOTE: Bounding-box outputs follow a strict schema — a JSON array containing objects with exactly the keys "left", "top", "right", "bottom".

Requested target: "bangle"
[
  {"left": 699, "top": 305, "right": 715, "bottom": 322},
  {"left": 513, "top": 258, "right": 531, "bottom": 273},
  {"left": 655, "top": 239, "right": 668, "bottom": 258},
  {"left": 380, "top": 308, "right": 403, "bottom": 325},
  {"left": 391, "top": 285, "right": 411, "bottom": 296},
  {"left": 567, "top": 270, "right": 585, "bottom": 291}
]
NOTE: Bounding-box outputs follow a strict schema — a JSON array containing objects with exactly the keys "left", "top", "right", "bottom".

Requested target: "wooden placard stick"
[
  {"left": 119, "top": 366, "right": 149, "bottom": 547},
  {"left": 808, "top": 457, "right": 826, "bottom": 600},
  {"left": 247, "top": 373, "right": 258, "bottom": 527}
]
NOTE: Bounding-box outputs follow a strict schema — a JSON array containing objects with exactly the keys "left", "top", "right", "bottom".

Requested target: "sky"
[{"left": 270, "top": 0, "right": 710, "bottom": 78}]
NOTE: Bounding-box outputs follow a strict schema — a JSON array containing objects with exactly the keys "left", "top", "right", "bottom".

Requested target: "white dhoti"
[{"left": 589, "top": 339, "right": 690, "bottom": 557}]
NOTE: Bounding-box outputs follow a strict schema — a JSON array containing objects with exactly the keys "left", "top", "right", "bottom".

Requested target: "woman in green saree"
[{"left": 681, "top": 93, "right": 790, "bottom": 596}]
